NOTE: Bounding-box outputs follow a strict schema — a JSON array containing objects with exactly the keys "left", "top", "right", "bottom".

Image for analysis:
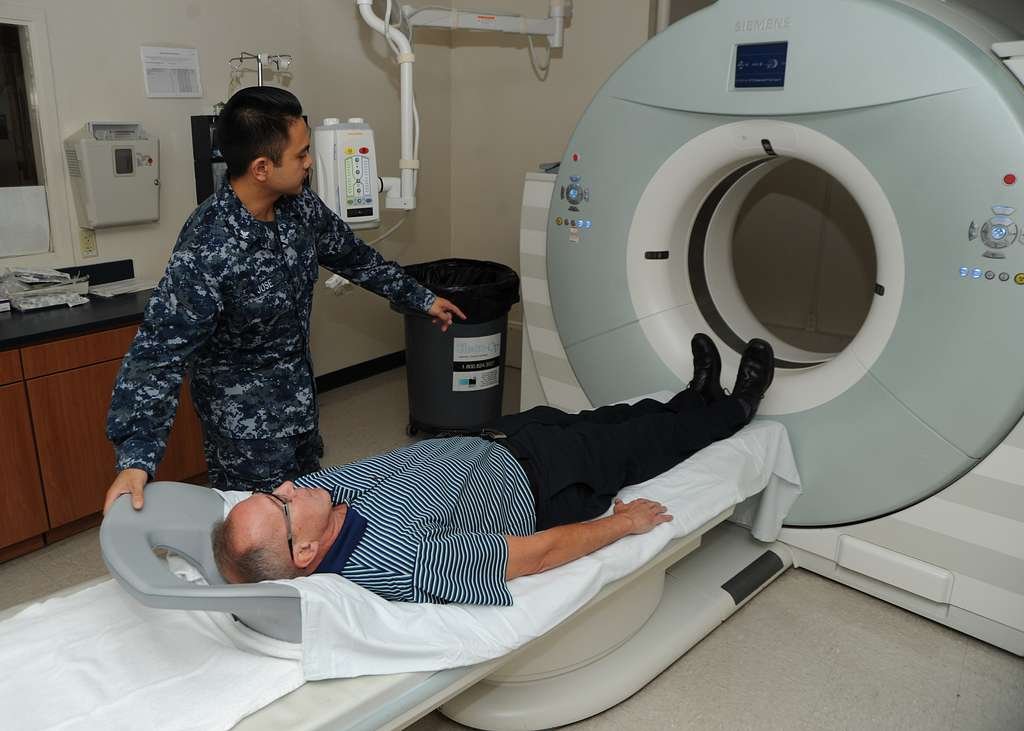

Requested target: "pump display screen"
[{"left": 734, "top": 42, "right": 788, "bottom": 89}]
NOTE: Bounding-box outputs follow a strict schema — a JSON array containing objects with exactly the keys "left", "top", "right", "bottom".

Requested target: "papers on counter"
[{"left": 88, "top": 278, "right": 158, "bottom": 298}]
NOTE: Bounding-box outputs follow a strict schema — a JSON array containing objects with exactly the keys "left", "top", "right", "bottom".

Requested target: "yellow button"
[
  {"left": 1015, "top": 273, "right": 1024, "bottom": 285},
  {"left": 345, "top": 147, "right": 355, "bottom": 155},
  {"left": 555, "top": 217, "right": 563, "bottom": 225}
]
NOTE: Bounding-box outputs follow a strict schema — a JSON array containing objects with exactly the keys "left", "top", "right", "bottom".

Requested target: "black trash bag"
[{"left": 398, "top": 258, "right": 520, "bottom": 324}]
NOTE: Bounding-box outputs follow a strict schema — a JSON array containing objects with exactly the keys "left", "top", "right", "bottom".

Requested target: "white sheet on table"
[
  {"left": 0, "top": 577, "right": 303, "bottom": 731},
  {"left": 293, "top": 418, "right": 800, "bottom": 680}
]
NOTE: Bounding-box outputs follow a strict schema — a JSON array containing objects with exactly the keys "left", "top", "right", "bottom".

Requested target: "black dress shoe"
[
  {"left": 688, "top": 333, "right": 725, "bottom": 403},
  {"left": 733, "top": 338, "right": 775, "bottom": 421}
]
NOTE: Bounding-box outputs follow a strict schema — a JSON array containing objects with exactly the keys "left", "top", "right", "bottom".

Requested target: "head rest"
[{"left": 100, "top": 482, "right": 302, "bottom": 643}]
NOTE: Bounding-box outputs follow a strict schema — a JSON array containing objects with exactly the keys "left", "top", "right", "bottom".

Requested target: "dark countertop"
[{"left": 0, "top": 290, "right": 153, "bottom": 351}]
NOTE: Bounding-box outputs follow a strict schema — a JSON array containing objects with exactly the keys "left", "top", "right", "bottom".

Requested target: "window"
[
  {"left": 0, "top": 4, "right": 71, "bottom": 262},
  {"left": 0, "top": 24, "right": 39, "bottom": 186}
]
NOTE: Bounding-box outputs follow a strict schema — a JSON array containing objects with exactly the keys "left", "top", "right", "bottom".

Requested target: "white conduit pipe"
[{"left": 355, "top": 0, "right": 417, "bottom": 209}]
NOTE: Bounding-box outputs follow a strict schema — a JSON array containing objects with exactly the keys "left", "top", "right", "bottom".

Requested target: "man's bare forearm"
[
  {"left": 504, "top": 513, "right": 632, "bottom": 580},
  {"left": 505, "top": 498, "right": 671, "bottom": 581}
]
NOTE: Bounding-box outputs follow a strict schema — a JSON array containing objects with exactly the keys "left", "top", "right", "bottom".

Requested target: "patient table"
[{"left": 2, "top": 417, "right": 799, "bottom": 731}]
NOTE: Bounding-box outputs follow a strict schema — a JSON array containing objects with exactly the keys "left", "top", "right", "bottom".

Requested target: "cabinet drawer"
[
  {"left": 0, "top": 349, "right": 22, "bottom": 386},
  {"left": 21, "top": 324, "right": 138, "bottom": 379}
]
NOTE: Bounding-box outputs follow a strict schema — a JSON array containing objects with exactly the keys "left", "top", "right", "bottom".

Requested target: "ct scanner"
[
  {"left": 10, "top": 2, "right": 1024, "bottom": 730},
  {"left": 520, "top": 0, "right": 1024, "bottom": 674}
]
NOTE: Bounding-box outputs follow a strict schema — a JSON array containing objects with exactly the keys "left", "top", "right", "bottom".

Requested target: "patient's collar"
[{"left": 312, "top": 505, "right": 368, "bottom": 576}]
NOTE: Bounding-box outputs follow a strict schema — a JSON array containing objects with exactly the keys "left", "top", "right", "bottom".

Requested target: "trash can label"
[
  {"left": 452, "top": 334, "right": 502, "bottom": 392},
  {"left": 453, "top": 334, "right": 501, "bottom": 362}
]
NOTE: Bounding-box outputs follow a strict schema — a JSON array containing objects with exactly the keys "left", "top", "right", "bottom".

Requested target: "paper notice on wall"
[
  {"left": 453, "top": 333, "right": 502, "bottom": 391},
  {"left": 141, "top": 46, "right": 202, "bottom": 98},
  {"left": 0, "top": 186, "right": 49, "bottom": 257}
]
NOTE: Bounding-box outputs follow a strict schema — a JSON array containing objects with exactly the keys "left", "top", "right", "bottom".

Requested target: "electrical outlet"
[{"left": 79, "top": 228, "right": 98, "bottom": 258}]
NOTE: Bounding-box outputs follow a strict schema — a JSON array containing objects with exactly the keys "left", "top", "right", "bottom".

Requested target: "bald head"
[
  {"left": 211, "top": 482, "right": 342, "bottom": 584},
  {"left": 212, "top": 506, "right": 298, "bottom": 584}
]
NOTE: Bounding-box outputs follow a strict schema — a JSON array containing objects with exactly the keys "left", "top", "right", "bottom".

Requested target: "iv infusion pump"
[{"left": 313, "top": 117, "right": 380, "bottom": 229}]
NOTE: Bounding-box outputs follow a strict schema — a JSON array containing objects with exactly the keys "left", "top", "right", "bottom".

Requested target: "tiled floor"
[{"left": 2, "top": 366, "right": 1022, "bottom": 730}]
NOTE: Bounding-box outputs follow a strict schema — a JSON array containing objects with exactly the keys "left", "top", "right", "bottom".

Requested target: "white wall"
[
  {"left": 447, "top": 0, "right": 651, "bottom": 328},
  {"left": 7, "top": 0, "right": 452, "bottom": 375}
]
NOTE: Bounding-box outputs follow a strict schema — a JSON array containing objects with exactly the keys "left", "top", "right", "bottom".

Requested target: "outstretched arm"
[
  {"left": 304, "top": 189, "right": 467, "bottom": 330},
  {"left": 504, "top": 498, "right": 672, "bottom": 580}
]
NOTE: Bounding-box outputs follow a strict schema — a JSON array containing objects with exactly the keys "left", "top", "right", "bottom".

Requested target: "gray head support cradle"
[{"left": 100, "top": 482, "right": 302, "bottom": 643}]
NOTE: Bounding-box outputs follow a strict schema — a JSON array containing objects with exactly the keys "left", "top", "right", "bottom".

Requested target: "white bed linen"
[
  {"left": 0, "top": 577, "right": 304, "bottom": 731},
  {"left": 0, "top": 417, "right": 798, "bottom": 731}
]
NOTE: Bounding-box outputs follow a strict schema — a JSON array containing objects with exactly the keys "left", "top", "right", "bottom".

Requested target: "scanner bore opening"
[{"left": 690, "top": 158, "right": 877, "bottom": 369}]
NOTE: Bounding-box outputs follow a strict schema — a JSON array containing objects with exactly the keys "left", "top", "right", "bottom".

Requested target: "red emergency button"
[
  {"left": 1004, "top": 173, "right": 1017, "bottom": 186},
  {"left": 359, "top": 146, "right": 369, "bottom": 154},
  {"left": 572, "top": 152, "right": 579, "bottom": 162}
]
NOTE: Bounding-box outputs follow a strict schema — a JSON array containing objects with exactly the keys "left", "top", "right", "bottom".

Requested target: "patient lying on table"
[{"left": 213, "top": 335, "right": 774, "bottom": 605}]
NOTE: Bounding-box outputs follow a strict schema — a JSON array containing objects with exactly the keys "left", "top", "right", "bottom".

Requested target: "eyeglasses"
[{"left": 264, "top": 493, "right": 294, "bottom": 558}]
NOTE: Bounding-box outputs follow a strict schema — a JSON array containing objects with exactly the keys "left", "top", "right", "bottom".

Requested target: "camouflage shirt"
[{"left": 107, "top": 181, "right": 435, "bottom": 476}]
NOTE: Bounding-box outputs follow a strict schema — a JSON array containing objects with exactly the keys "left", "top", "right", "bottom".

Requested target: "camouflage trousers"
[{"left": 202, "top": 429, "right": 324, "bottom": 493}]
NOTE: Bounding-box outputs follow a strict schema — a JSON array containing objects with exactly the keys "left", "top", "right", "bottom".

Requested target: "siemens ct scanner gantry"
[{"left": 521, "top": 0, "right": 1024, "bottom": 669}]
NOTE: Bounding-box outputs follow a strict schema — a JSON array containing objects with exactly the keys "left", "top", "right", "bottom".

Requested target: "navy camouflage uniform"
[{"left": 107, "top": 181, "right": 435, "bottom": 492}]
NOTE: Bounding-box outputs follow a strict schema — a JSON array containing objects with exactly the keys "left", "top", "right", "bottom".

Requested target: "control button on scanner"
[
  {"left": 992, "top": 206, "right": 1016, "bottom": 216},
  {"left": 1000, "top": 272, "right": 1010, "bottom": 281},
  {"left": 968, "top": 221, "right": 978, "bottom": 241},
  {"left": 1016, "top": 273, "right": 1024, "bottom": 285},
  {"left": 981, "top": 219, "right": 1015, "bottom": 249},
  {"left": 565, "top": 184, "right": 583, "bottom": 205},
  {"left": 985, "top": 270, "right": 996, "bottom": 280}
]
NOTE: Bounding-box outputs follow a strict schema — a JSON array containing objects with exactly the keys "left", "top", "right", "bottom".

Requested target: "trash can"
[{"left": 393, "top": 258, "right": 520, "bottom": 436}]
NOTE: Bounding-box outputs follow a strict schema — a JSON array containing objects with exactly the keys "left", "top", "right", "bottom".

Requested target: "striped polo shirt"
[{"left": 294, "top": 436, "right": 535, "bottom": 606}]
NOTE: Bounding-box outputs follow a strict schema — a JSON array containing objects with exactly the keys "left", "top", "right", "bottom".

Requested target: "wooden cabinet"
[
  {"left": 20, "top": 325, "right": 138, "bottom": 379},
  {"left": 0, "top": 349, "right": 22, "bottom": 386},
  {"left": 0, "top": 382, "right": 49, "bottom": 549},
  {"left": 27, "top": 360, "right": 207, "bottom": 528},
  {"left": 156, "top": 380, "right": 208, "bottom": 483},
  {"left": 28, "top": 360, "right": 122, "bottom": 527},
  {"left": 0, "top": 324, "right": 208, "bottom": 550}
]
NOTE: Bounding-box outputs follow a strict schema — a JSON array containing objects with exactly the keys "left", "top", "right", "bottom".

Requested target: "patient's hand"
[{"left": 612, "top": 498, "right": 672, "bottom": 535}]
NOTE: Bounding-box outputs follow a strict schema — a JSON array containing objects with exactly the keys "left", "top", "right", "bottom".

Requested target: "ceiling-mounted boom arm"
[
  {"left": 354, "top": 0, "right": 573, "bottom": 211},
  {"left": 402, "top": 2, "right": 571, "bottom": 49}
]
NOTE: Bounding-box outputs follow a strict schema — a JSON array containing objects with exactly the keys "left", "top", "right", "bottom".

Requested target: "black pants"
[{"left": 489, "top": 390, "right": 747, "bottom": 530}]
